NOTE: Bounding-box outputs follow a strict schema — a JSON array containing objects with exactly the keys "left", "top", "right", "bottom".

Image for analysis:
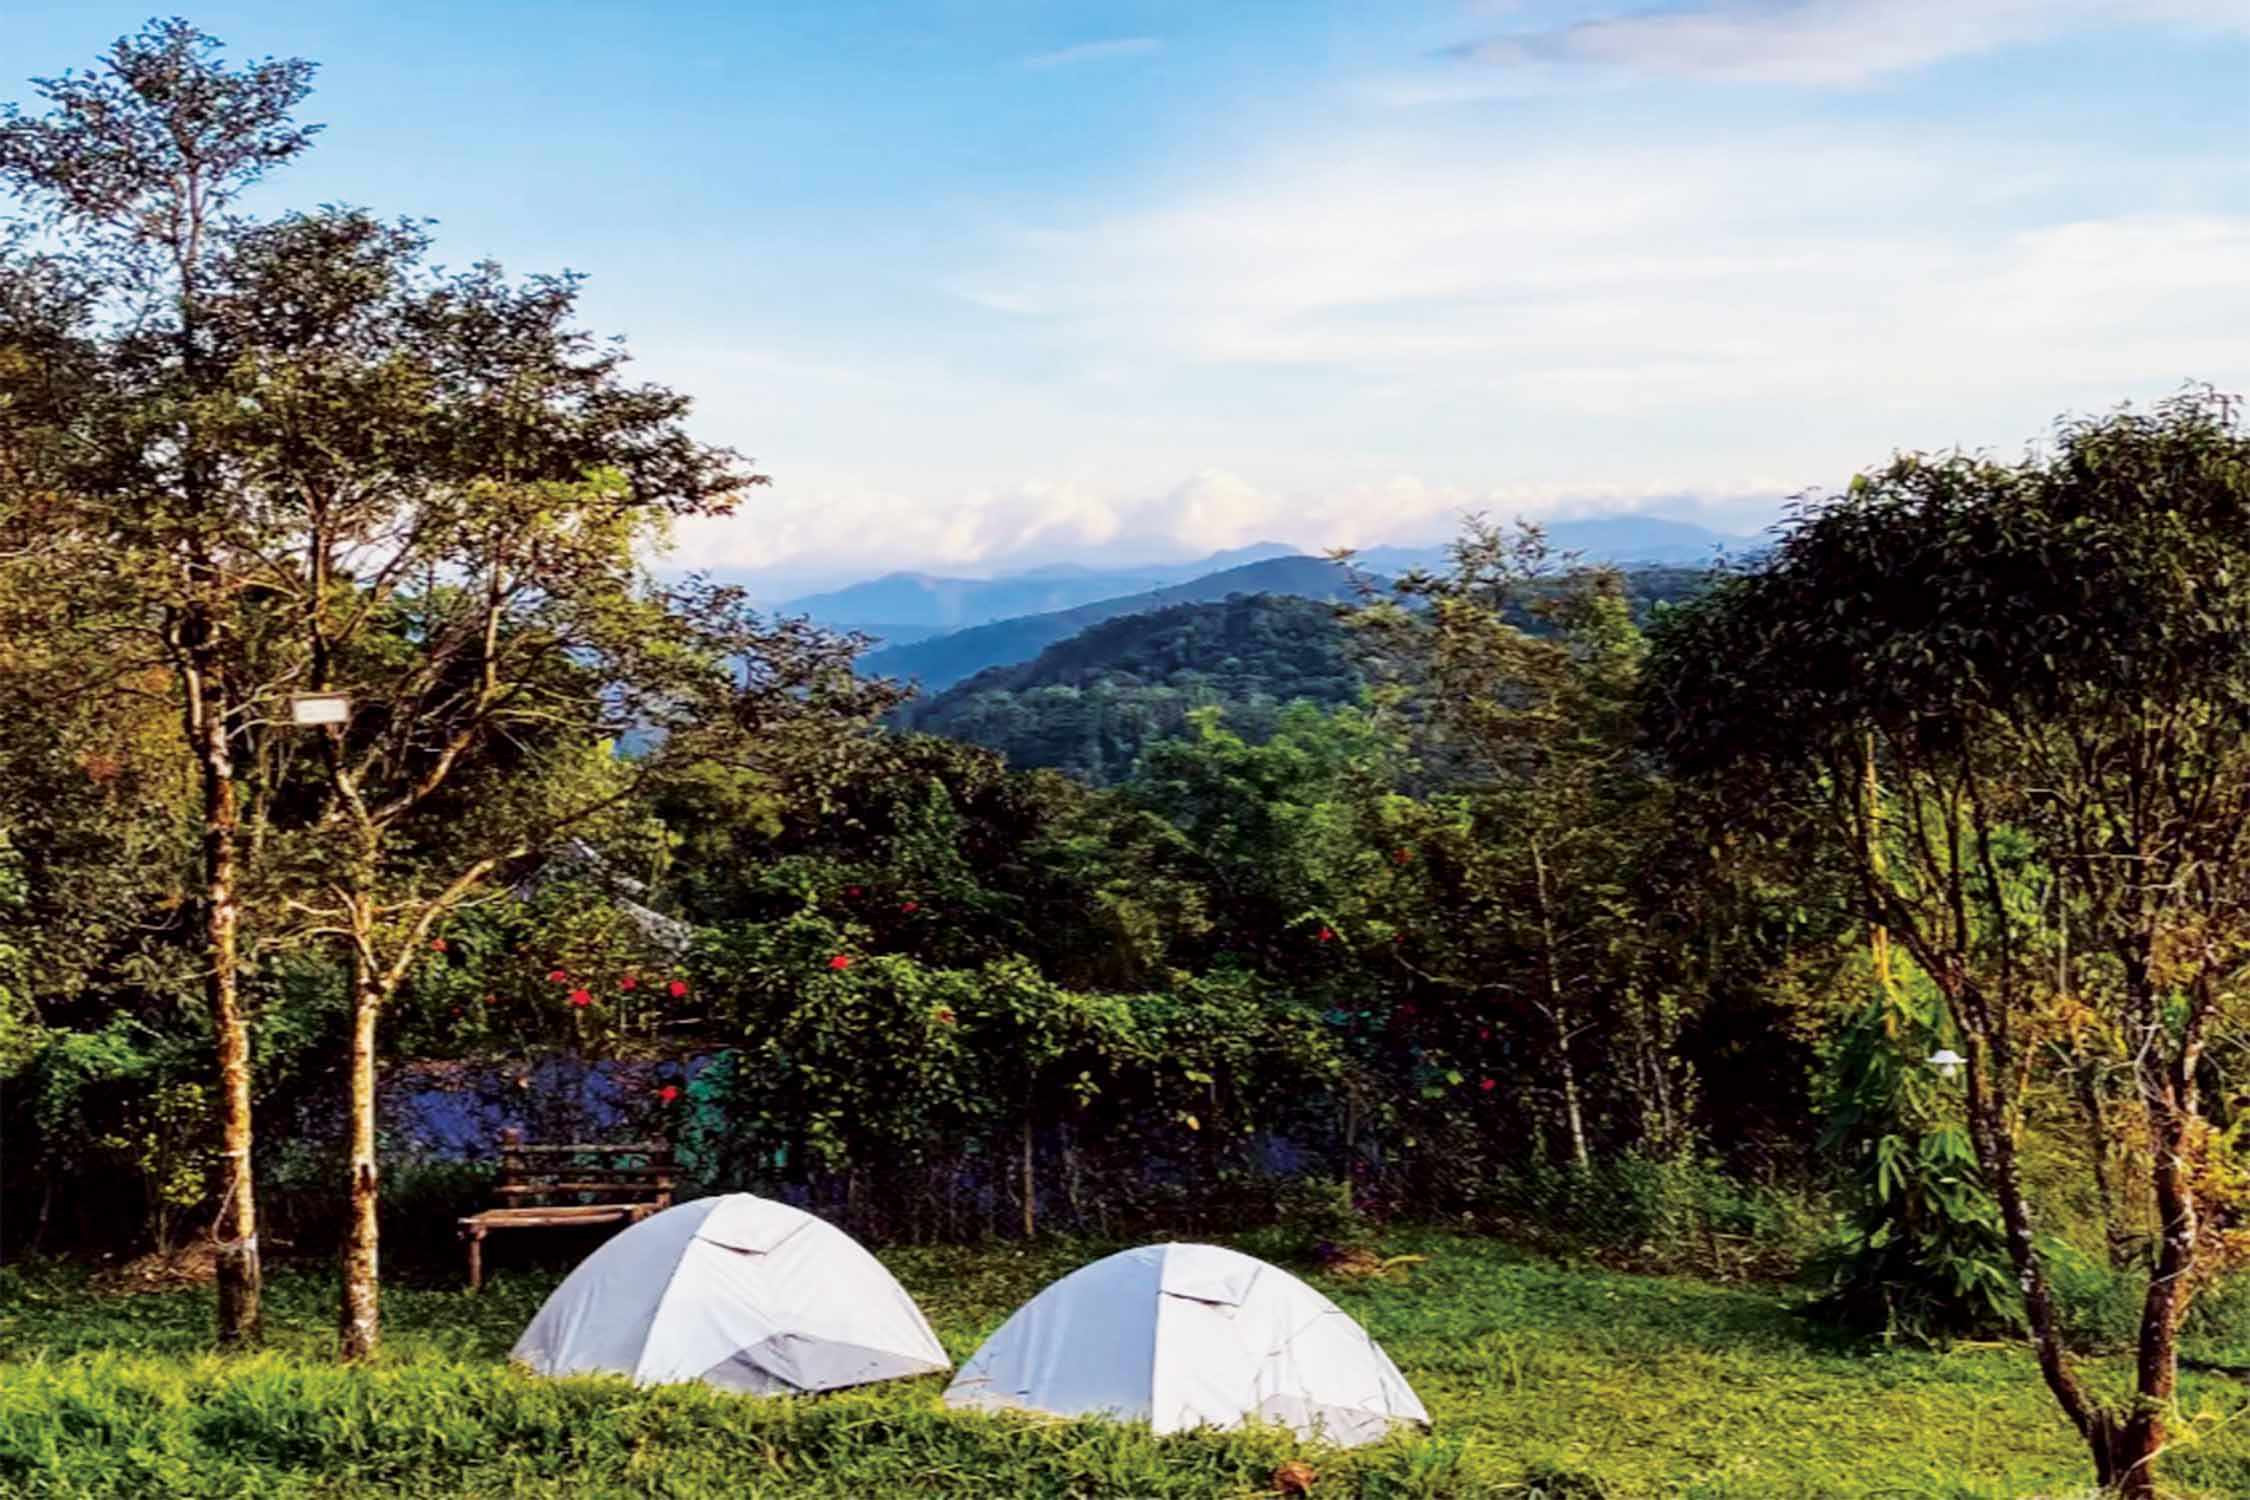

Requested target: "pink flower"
[
  {"left": 1316, "top": 927, "right": 1335, "bottom": 943},
  {"left": 569, "top": 988, "right": 592, "bottom": 1007},
  {"left": 668, "top": 979, "right": 688, "bottom": 998},
  {"left": 618, "top": 976, "right": 637, "bottom": 991},
  {"left": 828, "top": 955, "right": 853, "bottom": 971},
  {"left": 547, "top": 969, "right": 568, "bottom": 984},
  {"left": 429, "top": 937, "right": 448, "bottom": 952},
  {"left": 1480, "top": 1077, "right": 1497, "bottom": 1093},
  {"left": 900, "top": 900, "right": 919, "bottom": 913}
]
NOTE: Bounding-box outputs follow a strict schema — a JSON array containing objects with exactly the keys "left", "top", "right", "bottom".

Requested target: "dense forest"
[
  {"left": 4, "top": 24, "right": 2248, "bottom": 1495},
  {"left": 896, "top": 595, "right": 1361, "bottom": 781}
]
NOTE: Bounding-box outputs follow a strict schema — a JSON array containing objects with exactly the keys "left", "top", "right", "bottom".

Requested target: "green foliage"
[{"left": 1811, "top": 981, "right": 2017, "bottom": 1340}]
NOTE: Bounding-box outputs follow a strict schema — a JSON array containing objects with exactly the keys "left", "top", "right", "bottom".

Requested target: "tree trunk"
[
  {"left": 338, "top": 956, "right": 383, "bottom": 1362},
  {"left": 1020, "top": 1117, "right": 1036, "bottom": 1239},
  {"left": 2101, "top": 1027, "right": 2205, "bottom": 1499},
  {"left": 1531, "top": 843, "right": 1592, "bottom": 1171},
  {"left": 198, "top": 661, "right": 262, "bottom": 1348}
]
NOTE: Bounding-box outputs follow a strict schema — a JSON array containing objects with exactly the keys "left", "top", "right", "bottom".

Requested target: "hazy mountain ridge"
[
  {"left": 860, "top": 555, "right": 1364, "bottom": 692},
  {"left": 852, "top": 515, "right": 1745, "bottom": 693},
  {"left": 780, "top": 542, "right": 1303, "bottom": 635}
]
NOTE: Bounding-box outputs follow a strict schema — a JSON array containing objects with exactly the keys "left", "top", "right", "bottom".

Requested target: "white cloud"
[
  {"left": 1025, "top": 37, "right": 1161, "bottom": 70},
  {"left": 1447, "top": 1, "right": 2245, "bottom": 86},
  {"left": 657, "top": 121, "right": 2247, "bottom": 578},
  {"left": 666, "top": 465, "right": 1787, "bottom": 581},
  {"left": 964, "top": 132, "right": 2250, "bottom": 415}
]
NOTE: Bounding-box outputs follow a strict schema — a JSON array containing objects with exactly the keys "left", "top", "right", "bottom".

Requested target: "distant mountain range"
[
  {"left": 860, "top": 555, "right": 1366, "bottom": 692},
  {"left": 1346, "top": 515, "right": 1753, "bottom": 574},
  {"left": 781, "top": 517, "right": 1750, "bottom": 646},
  {"left": 898, "top": 566, "right": 1722, "bottom": 781},
  {"left": 842, "top": 515, "right": 1747, "bottom": 693},
  {"left": 781, "top": 542, "right": 1301, "bottom": 639}
]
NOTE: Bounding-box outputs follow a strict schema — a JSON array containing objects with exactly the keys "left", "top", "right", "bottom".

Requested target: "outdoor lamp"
[{"left": 1927, "top": 1048, "right": 1965, "bottom": 1080}]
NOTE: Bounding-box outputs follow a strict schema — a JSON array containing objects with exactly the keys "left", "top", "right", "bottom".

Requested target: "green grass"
[{"left": 3, "top": 1231, "right": 2247, "bottom": 1498}]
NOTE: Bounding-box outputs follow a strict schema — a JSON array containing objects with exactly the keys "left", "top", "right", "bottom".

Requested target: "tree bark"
[
  {"left": 1020, "top": 1117, "right": 1036, "bottom": 1239},
  {"left": 1531, "top": 842, "right": 1592, "bottom": 1170},
  {"left": 196, "top": 653, "right": 262, "bottom": 1348},
  {"left": 338, "top": 951, "right": 383, "bottom": 1362}
]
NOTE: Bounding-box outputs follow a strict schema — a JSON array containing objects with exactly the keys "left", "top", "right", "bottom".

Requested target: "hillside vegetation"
[
  {"left": 897, "top": 568, "right": 1717, "bottom": 782},
  {"left": 859, "top": 555, "right": 1365, "bottom": 690},
  {"left": 898, "top": 595, "right": 1360, "bottom": 782}
]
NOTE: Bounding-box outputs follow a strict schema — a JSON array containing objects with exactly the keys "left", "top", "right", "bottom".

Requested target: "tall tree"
[
  {"left": 1647, "top": 389, "right": 2250, "bottom": 1497},
  {"left": 0, "top": 20, "right": 323, "bottom": 1344},
  {"left": 1344, "top": 521, "right": 1667, "bottom": 1166},
  {"left": 181, "top": 201, "right": 908, "bottom": 1357}
]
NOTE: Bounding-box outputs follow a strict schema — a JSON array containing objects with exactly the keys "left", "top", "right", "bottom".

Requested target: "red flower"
[
  {"left": 450, "top": 1005, "right": 462, "bottom": 1017},
  {"left": 933, "top": 1005, "right": 957, "bottom": 1026},
  {"left": 481, "top": 994, "right": 496, "bottom": 1006},
  {"left": 668, "top": 979, "right": 689, "bottom": 998},
  {"left": 1480, "top": 1077, "right": 1497, "bottom": 1092},
  {"left": 900, "top": 900, "right": 919, "bottom": 913},
  {"left": 845, "top": 885, "right": 863, "bottom": 898},
  {"left": 1394, "top": 848, "right": 1413, "bottom": 864},
  {"left": 547, "top": 969, "right": 568, "bottom": 983},
  {"left": 828, "top": 955, "right": 853, "bottom": 971},
  {"left": 618, "top": 976, "right": 637, "bottom": 991},
  {"left": 657, "top": 1085, "right": 680, "bottom": 1104},
  {"left": 429, "top": 937, "right": 448, "bottom": 952},
  {"left": 1478, "top": 1027, "right": 1490, "bottom": 1041},
  {"left": 1316, "top": 927, "right": 1335, "bottom": 943},
  {"left": 569, "top": 988, "right": 592, "bottom": 1006}
]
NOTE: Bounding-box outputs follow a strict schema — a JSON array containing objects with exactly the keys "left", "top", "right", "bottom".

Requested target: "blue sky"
[{"left": 7, "top": 2, "right": 2247, "bottom": 589}]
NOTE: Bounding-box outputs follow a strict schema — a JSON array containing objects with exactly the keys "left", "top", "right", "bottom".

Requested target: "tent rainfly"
[
  {"left": 943, "top": 1242, "right": 1428, "bottom": 1447},
  {"left": 512, "top": 1194, "right": 948, "bottom": 1394}
]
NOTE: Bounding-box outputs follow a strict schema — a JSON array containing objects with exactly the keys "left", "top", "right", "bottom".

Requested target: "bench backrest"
[{"left": 492, "top": 1127, "right": 675, "bottom": 1210}]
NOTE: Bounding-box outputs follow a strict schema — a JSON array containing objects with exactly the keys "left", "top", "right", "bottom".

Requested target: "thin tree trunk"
[
  {"left": 2105, "top": 1011, "right": 2208, "bottom": 1499},
  {"left": 197, "top": 658, "right": 261, "bottom": 1348},
  {"left": 338, "top": 949, "right": 383, "bottom": 1362},
  {"left": 1531, "top": 843, "right": 1591, "bottom": 1170},
  {"left": 1020, "top": 1117, "right": 1036, "bottom": 1239},
  {"left": 1954, "top": 1015, "right": 2125, "bottom": 1488}
]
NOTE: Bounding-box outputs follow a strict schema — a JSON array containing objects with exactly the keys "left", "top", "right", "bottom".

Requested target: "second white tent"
[{"left": 944, "top": 1242, "right": 1428, "bottom": 1447}]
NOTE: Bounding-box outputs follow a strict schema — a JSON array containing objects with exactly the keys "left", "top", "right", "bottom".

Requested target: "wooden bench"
[{"left": 457, "top": 1128, "right": 674, "bottom": 1291}]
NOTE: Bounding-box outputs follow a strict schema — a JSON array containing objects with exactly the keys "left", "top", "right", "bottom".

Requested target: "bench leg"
[{"left": 465, "top": 1226, "right": 485, "bottom": 1293}]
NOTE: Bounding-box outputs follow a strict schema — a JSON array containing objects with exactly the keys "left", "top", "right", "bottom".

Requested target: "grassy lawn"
[{"left": 2, "top": 1230, "right": 2247, "bottom": 1498}]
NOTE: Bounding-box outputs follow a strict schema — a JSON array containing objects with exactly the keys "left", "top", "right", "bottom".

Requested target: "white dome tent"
[
  {"left": 512, "top": 1194, "right": 949, "bottom": 1394},
  {"left": 943, "top": 1243, "right": 1428, "bottom": 1447}
]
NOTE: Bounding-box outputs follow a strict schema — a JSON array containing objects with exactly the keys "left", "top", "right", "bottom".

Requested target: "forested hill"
[
  {"left": 898, "top": 595, "right": 1358, "bottom": 782},
  {"left": 897, "top": 567, "right": 1719, "bottom": 783},
  {"left": 859, "top": 554, "right": 1363, "bottom": 691}
]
